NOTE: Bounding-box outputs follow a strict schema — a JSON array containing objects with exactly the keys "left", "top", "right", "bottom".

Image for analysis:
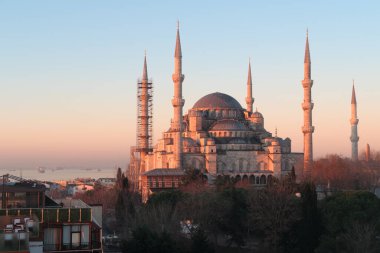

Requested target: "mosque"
[{"left": 129, "top": 25, "right": 314, "bottom": 200}]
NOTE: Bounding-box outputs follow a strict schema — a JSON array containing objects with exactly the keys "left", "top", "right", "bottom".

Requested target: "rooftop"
[
  {"left": 144, "top": 169, "right": 185, "bottom": 176},
  {"left": 193, "top": 92, "right": 243, "bottom": 110}
]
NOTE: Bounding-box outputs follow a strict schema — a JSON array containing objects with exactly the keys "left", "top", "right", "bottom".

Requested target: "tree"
[
  {"left": 216, "top": 187, "right": 249, "bottom": 247},
  {"left": 249, "top": 184, "right": 301, "bottom": 252},
  {"left": 191, "top": 227, "right": 215, "bottom": 253},
  {"left": 115, "top": 191, "right": 126, "bottom": 234},
  {"left": 122, "top": 225, "right": 178, "bottom": 253},
  {"left": 116, "top": 167, "right": 125, "bottom": 191},
  {"left": 317, "top": 191, "right": 380, "bottom": 252},
  {"left": 292, "top": 182, "right": 322, "bottom": 253}
]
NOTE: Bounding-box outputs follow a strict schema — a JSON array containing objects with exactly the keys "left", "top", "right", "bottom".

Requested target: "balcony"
[{"left": 0, "top": 207, "right": 92, "bottom": 223}]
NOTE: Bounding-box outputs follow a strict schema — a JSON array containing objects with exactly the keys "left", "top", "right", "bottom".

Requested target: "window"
[
  {"left": 6, "top": 192, "right": 27, "bottom": 208},
  {"left": 44, "top": 228, "right": 62, "bottom": 251},
  {"left": 62, "top": 224, "right": 90, "bottom": 250}
]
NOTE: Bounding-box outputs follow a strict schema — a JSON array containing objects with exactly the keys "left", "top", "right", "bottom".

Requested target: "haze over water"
[{"left": 1, "top": 167, "right": 117, "bottom": 181}]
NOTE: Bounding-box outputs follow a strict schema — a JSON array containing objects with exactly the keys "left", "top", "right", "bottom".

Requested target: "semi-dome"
[
  {"left": 193, "top": 92, "right": 242, "bottom": 110},
  {"left": 210, "top": 119, "right": 249, "bottom": 131}
]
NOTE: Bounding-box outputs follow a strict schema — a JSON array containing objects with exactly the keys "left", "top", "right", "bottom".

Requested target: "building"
[
  {"left": 0, "top": 174, "right": 102, "bottom": 253},
  {"left": 96, "top": 178, "right": 116, "bottom": 188},
  {"left": 130, "top": 26, "right": 310, "bottom": 201}
]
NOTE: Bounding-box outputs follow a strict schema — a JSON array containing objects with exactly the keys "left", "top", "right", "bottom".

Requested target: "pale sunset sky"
[{"left": 0, "top": 0, "right": 379, "bottom": 169}]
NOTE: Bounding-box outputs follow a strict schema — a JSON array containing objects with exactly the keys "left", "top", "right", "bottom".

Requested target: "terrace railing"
[{"left": 0, "top": 207, "right": 92, "bottom": 223}]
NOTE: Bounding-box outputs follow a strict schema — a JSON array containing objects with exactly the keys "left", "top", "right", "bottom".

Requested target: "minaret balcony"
[
  {"left": 245, "top": 97, "right": 254, "bottom": 104},
  {"left": 172, "top": 74, "right": 185, "bottom": 82},
  {"left": 350, "top": 136, "right": 359, "bottom": 142},
  {"left": 302, "top": 79, "right": 313, "bottom": 88},
  {"left": 302, "top": 102, "right": 314, "bottom": 110},
  {"left": 302, "top": 125, "right": 315, "bottom": 133},
  {"left": 350, "top": 118, "right": 359, "bottom": 124},
  {"left": 172, "top": 98, "right": 185, "bottom": 107}
]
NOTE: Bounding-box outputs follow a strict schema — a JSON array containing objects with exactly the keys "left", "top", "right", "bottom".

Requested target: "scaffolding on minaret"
[
  {"left": 128, "top": 56, "right": 153, "bottom": 192},
  {"left": 136, "top": 78, "right": 153, "bottom": 153}
]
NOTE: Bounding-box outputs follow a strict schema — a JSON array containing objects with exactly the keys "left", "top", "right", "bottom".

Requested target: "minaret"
[
  {"left": 140, "top": 54, "right": 149, "bottom": 153},
  {"left": 302, "top": 30, "right": 314, "bottom": 177},
  {"left": 350, "top": 82, "right": 359, "bottom": 161},
  {"left": 171, "top": 22, "right": 185, "bottom": 169},
  {"left": 365, "top": 143, "right": 371, "bottom": 162},
  {"left": 245, "top": 59, "right": 254, "bottom": 112},
  {"left": 137, "top": 53, "right": 153, "bottom": 173}
]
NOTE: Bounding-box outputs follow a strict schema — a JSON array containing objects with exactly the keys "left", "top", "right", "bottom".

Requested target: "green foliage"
[
  {"left": 215, "top": 187, "right": 249, "bottom": 247},
  {"left": 249, "top": 184, "right": 301, "bottom": 252},
  {"left": 147, "top": 190, "right": 185, "bottom": 209},
  {"left": 123, "top": 225, "right": 178, "bottom": 253},
  {"left": 286, "top": 182, "right": 322, "bottom": 253},
  {"left": 116, "top": 173, "right": 380, "bottom": 253},
  {"left": 115, "top": 191, "right": 126, "bottom": 233},
  {"left": 317, "top": 191, "right": 380, "bottom": 252},
  {"left": 321, "top": 191, "right": 380, "bottom": 235},
  {"left": 191, "top": 227, "right": 215, "bottom": 253}
]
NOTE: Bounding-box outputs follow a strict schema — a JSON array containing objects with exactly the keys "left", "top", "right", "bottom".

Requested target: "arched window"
[
  {"left": 256, "top": 176, "right": 260, "bottom": 185},
  {"left": 149, "top": 178, "right": 153, "bottom": 188},
  {"left": 249, "top": 175, "right": 255, "bottom": 184},
  {"left": 155, "top": 177, "right": 159, "bottom": 188},
  {"left": 260, "top": 175, "right": 267, "bottom": 185}
]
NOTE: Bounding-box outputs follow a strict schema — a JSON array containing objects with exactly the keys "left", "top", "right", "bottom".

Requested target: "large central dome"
[{"left": 192, "top": 92, "right": 242, "bottom": 110}]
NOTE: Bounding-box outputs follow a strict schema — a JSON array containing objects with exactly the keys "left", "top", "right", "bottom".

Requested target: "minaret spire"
[
  {"left": 171, "top": 22, "right": 185, "bottom": 169},
  {"left": 245, "top": 58, "right": 254, "bottom": 112},
  {"left": 175, "top": 21, "right": 182, "bottom": 58},
  {"left": 142, "top": 53, "right": 148, "bottom": 81},
  {"left": 350, "top": 81, "right": 359, "bottom": 161},
  {"left": 304, "top": 29, "right": 311, "bottom": 79},
  {"left": 301, "top": 29, "right": 314, "bottom": 177}
]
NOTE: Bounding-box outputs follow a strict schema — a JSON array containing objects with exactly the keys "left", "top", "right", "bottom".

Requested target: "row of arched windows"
[
  {"left": 217, "top": 174, "right": 273, "bottom": 185},
  {"left": 209, "top": 131, "right": 250, "bottom": 138}
]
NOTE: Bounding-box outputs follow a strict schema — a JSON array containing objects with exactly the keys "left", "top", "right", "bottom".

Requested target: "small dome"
[
  {"left": 252, "top": 111, "right": 263, "bottom": 118},
  {"left": 210, "top": 119, "right": 249, "bottom": 131},
  {"left": 193, "top": 92, "right": 242, "bottom": 110}
]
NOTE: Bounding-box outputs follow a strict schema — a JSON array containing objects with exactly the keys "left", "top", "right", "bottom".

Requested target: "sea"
[{"left": 0, "top": 167, "right": 118, "bottom": 182}]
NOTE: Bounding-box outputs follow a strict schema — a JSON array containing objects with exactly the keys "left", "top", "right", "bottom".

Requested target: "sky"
[{"left": 0, "top": 0, "right": 379, "bottom": 170}]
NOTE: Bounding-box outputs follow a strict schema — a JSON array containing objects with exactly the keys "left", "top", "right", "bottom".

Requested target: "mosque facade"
[{"left": 130, "top": 26, "right": 311, "bottom": 200}]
